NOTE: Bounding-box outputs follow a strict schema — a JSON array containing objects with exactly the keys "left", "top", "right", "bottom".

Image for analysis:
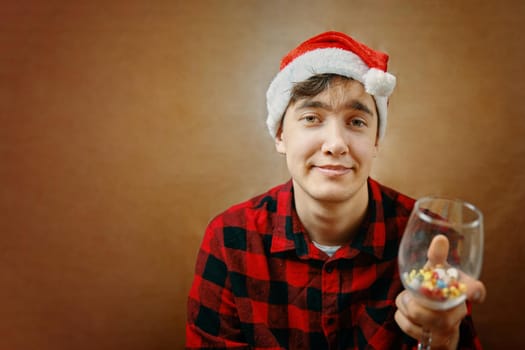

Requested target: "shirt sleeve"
[
  {"left": 457, "top": 302, "right": 484, "bottom": 349},
  {"left": 185, "top": 219, "right": 250, "bottom": 350}
]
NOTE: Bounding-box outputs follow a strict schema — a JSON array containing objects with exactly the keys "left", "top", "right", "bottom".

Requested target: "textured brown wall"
[{"left": 1, "top": 1, "right": 524, "bottom": 349}]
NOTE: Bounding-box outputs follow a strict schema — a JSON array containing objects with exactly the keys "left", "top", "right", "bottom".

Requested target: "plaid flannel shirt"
[{"left": 186, "top": 178, "right": 482, "bottom": 349}]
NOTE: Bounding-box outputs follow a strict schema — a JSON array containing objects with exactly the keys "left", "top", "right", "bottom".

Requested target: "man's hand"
[{"left": 395, "top": 235, "right": 486, "bottom": 349}]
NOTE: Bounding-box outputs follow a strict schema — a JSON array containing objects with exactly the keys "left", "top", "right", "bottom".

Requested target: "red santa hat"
[{"left": 266, "top": 31, "right": 396, "bottom": 140}]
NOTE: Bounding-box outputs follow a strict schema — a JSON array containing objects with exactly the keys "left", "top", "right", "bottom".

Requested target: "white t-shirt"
[{"left": 312, "top": 241, "right": 342, "bottom": 257}]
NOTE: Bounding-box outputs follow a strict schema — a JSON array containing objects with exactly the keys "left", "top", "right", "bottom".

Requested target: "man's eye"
[
  {"left": 302, "top": 115, "right": 320, "bottom": 123},
  {"left": 350, "top": 119, "right": 366, "bottom": 127}
]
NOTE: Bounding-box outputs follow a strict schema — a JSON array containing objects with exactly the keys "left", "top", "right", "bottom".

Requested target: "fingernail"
[{"left": 472, "top": 290, "right": 481, "bottom": 302}]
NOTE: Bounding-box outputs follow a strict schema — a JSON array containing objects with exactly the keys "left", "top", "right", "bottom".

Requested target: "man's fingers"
[
  {"left": 395, "top": 291, "right": 438, "bottom": 329},
  {"left": 427, "top": 234, "right": 449, "bottom": 266},
  {"left": 394, "top": 309, "right": 421, "bottom": 341},
  {"left": 394, "top": 308, "right": 459, "bottom": 348},
  {"left": 396, "top": 290, "right": 467, "bottom": 331},
  {"left": 396, "top": 290, "right": 466, "bottom": 348},
  {"left": 460, "top": 271, "right": 487, "bottom": 303}
]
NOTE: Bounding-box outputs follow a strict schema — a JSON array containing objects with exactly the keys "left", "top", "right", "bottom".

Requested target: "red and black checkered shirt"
[{"left": 186, "top": 178, "right": 482, "bottom": 349}]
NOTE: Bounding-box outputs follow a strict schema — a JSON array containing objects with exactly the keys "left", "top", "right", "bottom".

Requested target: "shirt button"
[
  {"left": 327, "top": 318, "right": 335, "bottom": 325},
  {"left": 325, "top": 265, "right": 334, "bottom": 273}
]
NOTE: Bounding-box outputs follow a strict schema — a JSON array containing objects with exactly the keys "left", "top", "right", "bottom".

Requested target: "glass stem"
[{"left": 418, "top": 328, "right": 432, "bottom": 350}]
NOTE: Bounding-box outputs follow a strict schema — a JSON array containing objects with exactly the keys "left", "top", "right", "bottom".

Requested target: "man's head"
[
  {"left": 266, "top": 31, "right": 396, "bottom": 141},
  {"left": 266, "top": 32, "right": 396, "bottom": 205},
  {"left": 275, "top": 74, "right": 379, "bottom": 204}
]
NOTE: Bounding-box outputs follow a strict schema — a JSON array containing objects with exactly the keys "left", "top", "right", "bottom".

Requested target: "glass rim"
[{"left": 414, "top": 196, "right": 483, "bottom": 229}]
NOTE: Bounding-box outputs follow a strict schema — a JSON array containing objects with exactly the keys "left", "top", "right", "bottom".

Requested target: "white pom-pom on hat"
[
  {"left": 363, "top": 68, "right": 396, "bottom": 97},
  {"left": 266, "top": 31, "right": 396, "bottom": 141}
]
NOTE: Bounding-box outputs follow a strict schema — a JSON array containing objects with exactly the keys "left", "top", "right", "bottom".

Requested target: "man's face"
[{"left": 275, "top": 78, "right": 378, "bottom": 204}]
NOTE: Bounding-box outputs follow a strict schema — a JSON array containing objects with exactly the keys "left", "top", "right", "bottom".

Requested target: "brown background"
[{"left": 1, "top": 1, "right": 524, "bottom": 349}]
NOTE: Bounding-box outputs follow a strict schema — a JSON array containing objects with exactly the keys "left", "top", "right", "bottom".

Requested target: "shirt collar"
[
  {"left": 348, "top": 178, "right": 387, "bottom": 259},
  {"left": 270, "top": 180, "right": 309, "bottom": 257},
  {"left": 270, "top": 178, "right": 389, "bottom": 260}
]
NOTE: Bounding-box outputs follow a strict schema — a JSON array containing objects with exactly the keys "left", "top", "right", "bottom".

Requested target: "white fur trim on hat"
[{"left": 266, "top": 48, "right": 396, "bottom": 140}]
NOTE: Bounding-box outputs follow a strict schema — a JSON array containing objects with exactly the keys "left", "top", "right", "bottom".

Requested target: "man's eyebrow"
[
  {"left": 296, "top": 99, "right": 374, "bottom": 116},
  {"left": 348, "top": 101, "right": 373, "bottom": 116},
  {"left": 296, "top": 100, "right": 330, "bottom": 110}
]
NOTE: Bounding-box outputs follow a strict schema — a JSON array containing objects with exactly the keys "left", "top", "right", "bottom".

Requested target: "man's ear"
[
  {"left": 275, "top": 124, "right": 286, "bottom": 154},
  {"left": 372, "top": 142, "right": 379, "bottom": 158},
  {"left": 373, "top": 134, "right": 380, "bottom": 155}
]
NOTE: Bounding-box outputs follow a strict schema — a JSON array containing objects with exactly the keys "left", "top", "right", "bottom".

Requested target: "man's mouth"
[{"left": 314, "top": 165, "right": 353, "bottom": 176}]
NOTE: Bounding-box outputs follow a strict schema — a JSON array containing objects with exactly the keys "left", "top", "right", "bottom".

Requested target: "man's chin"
[
  {"left": 310, "top": 188, "right": 356, "bottom": 204},
  {"left": 292, "top": 177, "right": 366, "bottom": 204},
  {"left": 307, "top": 179, "right": 368, "bottom": 203}
]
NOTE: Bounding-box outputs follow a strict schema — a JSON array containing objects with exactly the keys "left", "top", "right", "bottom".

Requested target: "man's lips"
[{"left": 313, "top": 165, "right": 353, "bottom": 176}]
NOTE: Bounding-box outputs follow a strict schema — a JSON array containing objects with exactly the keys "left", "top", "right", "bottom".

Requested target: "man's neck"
[{"left": 293, "top": 182, "right": 369, "bottom": 246}]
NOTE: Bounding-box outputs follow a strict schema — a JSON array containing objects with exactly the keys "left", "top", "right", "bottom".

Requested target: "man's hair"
[{"left": 289, "top": 73, "right": 348, "bottom": 104}]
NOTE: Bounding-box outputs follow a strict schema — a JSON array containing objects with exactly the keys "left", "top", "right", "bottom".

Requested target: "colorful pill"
[{"left": 403, "top": 266, "right": 467, "bottom": 302}]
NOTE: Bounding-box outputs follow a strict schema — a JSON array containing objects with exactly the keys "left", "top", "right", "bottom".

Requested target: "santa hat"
[{"left": 266, "top": 31, "right": 396, "bottom": 140}]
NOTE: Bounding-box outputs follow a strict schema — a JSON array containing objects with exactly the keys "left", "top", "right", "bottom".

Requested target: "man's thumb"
[{"left": 427, "top": 234, "right": 449, "bottom": 266}]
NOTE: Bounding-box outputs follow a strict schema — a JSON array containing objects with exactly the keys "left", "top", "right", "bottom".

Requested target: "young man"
[{"left": 186, "top": 31, "right": 486, "bottom": 349}]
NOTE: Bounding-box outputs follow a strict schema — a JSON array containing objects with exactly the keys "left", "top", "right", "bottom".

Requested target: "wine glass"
[{"left": 398, "top": 196, "right": 483, "bottom": 350}]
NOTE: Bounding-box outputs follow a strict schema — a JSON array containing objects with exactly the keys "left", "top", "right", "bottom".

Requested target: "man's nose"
[{"left": 321, "top": 122, "right": 348, "bottom": 156}]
